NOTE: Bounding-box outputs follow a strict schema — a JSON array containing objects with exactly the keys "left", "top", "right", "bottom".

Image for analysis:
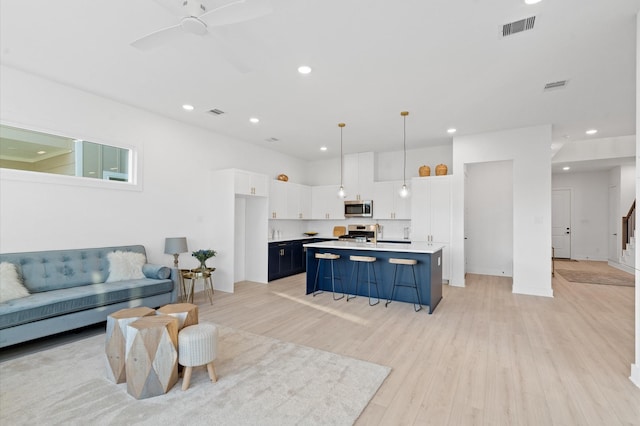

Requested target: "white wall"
[
  {"left": 0, "top": 66, "right": 307, "bottom": 271},
  {"left": 452, "top": 125, "right": 553, "bottom": 297},
  {"left": 465, "top": 161, "right": 513, "bottom": 276},
  {"left": 552, "top": 171, "right": 609, "bottom": 261},
  {"left": 631, "top": 11, "right": 640, "bottom": 388},
  {"left": 304, "top": 145, "right": 453, "bottom": 186}
]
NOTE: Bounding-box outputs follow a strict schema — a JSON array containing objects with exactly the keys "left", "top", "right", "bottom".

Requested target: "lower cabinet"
[{"left": 268, "top": 240, "right": 307, "bottom": 281}]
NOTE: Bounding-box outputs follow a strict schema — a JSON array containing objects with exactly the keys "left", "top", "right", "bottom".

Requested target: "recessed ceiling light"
[
  {"left": 447, "top": 128, "right": 457, "bottom": 134},
  {"left": 37, "top": 150, "right": 46, "bottom": 155},
  {"left": 297, "top": 65, "right": 312, "bottom": 74},
  {"left": 249, "top": 117, "right": 260, "bottom": 124},
  {"left": 182, "top": 104, "right": 194, "bottom": 111},
  {"left": 320, "top": 146, "right": 327, "bottom": 151},
  {"left": 563, "top": 166, "right": 570, "bottom": 171},
  {"left": 524, "top": 0, "right": 542, "bottom": 4},
  {"left": 585, "top": 129, "right": 598, "bottom": 135}
]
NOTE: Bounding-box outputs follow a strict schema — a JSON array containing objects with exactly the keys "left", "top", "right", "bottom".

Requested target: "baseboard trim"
[
  {"left": 630, "top": 364, "right": 640, "bottom": 389},
  {"left": 608, "top": 260, "right": 635, "bottom": 275},
  {"left": 512, "top": 284, "right": 554, "bottom": 298}
]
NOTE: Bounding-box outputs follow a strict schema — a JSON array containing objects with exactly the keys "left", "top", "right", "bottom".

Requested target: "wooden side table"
[
  {"left": 157, "top": 303, "right": 199, "bottom": 330},
  {"left": 105, "top": 306, "right": 155, "bottom": 384},
  {"left": 126, "top": 315, "right": 179, "bottom": 399},
  {"left": 181, "top": 267, "right": 215, "bottom": 305}
]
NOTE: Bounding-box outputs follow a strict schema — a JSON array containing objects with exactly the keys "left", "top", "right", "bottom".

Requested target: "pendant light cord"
[
  {"left": 339, "top": 123, "right": 345, "bottom": 187},
  {"left": 403, "top": 115, "right": 407, "bottom": 185}
]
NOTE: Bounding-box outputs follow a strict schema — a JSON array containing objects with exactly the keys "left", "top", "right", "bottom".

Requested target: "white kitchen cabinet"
[
  {"left": 343, "top": 152, "right": 375, "bottom": 201},
  {"left": 411, "top": 175, "right": 451, "bottom": 280},
  {"left": 373, "top": 180, "right": 411, "bottom": 220},
  {"left": 234, "top": 170, "right": 268, "bottom": 197},
  {"left": 269, "top": 181, "right": 312, "bottom": 219},
  {"left": 296, "top": 184, "right": 312, "bottom": 219},
  {"left": 311, "top": 185, "right": 344, "bottom": 219},
  {"left": 269, "top": 180, "right": 288, "bottom": 218}
]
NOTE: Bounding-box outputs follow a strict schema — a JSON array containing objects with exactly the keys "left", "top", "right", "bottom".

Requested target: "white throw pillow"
[
  {"left": 0, "top": 262, "right": 30, "bottom": 303},
  {"left": 106, "top": 251, "right": 146, "bottom": 282}
]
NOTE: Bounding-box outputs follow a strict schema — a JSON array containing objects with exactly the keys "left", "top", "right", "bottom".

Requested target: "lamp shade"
[{"left": 164, "top": 237, "right": 188, "bottom": 255}]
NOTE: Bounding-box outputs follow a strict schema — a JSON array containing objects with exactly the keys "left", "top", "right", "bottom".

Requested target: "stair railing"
[{"left": 622, "top": 200, "right": 635, "bottom": 250}]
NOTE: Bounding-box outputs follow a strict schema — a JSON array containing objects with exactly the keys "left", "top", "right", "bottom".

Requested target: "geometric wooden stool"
[
  {"left": 105, "top": 306, "right": 155, "bottom": 383},
  {"left": 178, "top": 323, "right": 218, "bottom": 390},
  {"left": 157, "top": 303, "right": 199, "bottom": 330},
  {"left": 126, "top": 314, "right": 179, "bottom": 399}
]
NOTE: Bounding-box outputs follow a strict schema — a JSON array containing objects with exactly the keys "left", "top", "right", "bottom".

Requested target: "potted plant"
[{"left": 192, "top": 249, "right": 217, "bottom": 271}]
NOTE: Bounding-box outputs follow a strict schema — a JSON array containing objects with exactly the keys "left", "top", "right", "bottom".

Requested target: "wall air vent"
[
  {"left": 502, "top": 16, "right": 536, "bottom": 37},
  {"left": 544, "top": 80, "right": 569, "bottom": 91},
  {"left": 208, "top": 108, "right": 225, "bottom": 115}
]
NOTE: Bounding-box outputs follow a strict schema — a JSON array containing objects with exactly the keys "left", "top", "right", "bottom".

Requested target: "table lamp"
[{"left": 164, "top": 237, "right": 188, "bottom": 268}]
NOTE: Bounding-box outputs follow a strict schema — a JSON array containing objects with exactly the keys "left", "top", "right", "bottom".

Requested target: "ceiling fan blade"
[
  {"left": 200, "top": 0, "right": 272, "bottom": 27},
  {"left": 131, "top": 24, "right": 184, "bottom": 50}
]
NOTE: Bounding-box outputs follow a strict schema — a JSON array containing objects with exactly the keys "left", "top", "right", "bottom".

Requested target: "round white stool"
[{"left": 178, "top": 323, "right": 219, "bottom": 390}]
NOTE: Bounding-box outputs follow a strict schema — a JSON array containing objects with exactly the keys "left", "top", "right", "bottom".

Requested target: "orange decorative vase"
[
  {"left": 418, "top": 165, "right": 431, "bottom": 177},
  {"left": 435, "top": 164, "right": 448, "bottom": 176}
]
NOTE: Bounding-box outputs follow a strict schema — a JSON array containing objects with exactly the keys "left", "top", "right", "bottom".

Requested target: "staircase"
[
  {"left": 619, "top": 200, "right": 636, "bottom": 274},
  {"left": 620, "top": 233, "right": 635, "bottom": 273}
]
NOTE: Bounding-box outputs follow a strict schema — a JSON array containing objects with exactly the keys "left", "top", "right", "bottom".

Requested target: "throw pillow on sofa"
[
  {"left": 0, "top": 262, "right": 30, "bottom": 303},
  {"left": 106, "top": 251, "right": 146, "bottom": 282}
]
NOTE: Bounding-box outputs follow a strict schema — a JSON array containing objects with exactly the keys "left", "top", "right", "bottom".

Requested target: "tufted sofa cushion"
[
  {"left": 0, "top": 245, "right": 147, "bottom": 293},
  {"left": 0, "top": 277, "right": 173, "bottom": 330}
]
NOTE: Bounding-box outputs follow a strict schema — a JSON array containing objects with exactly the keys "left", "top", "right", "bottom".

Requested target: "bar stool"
[
  {"left": 385, "top": 258, "right": 422, "bottom": 312},
  {"left": 347, "top": 255, "right": 379, "bottom": 306},
  {"left": 312, "top": 253, "right": 344, "bottom": 300}
]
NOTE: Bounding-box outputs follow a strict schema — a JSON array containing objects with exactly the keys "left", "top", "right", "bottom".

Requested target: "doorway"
[
  {"left": 464, "top": 160, "right": 514, "bottom": 277},
  {"left": 552, "top": 189, "right": 571, "bottom": 259}
]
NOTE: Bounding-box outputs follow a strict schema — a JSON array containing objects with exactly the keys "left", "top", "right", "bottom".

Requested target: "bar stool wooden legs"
[
  {"left": 386, "top": 258, "right": 422, "bottom": 312},
  {"left": 312, "top": 253, "right": 345, "bottom": 300},
  {"left": 347, "top": 255, "right": 379, "bottom": 306}
]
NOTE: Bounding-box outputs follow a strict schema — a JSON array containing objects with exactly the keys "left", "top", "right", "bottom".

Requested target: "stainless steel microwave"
[{"left": 344, "top": 200, "right": 373, "bottom": 218}]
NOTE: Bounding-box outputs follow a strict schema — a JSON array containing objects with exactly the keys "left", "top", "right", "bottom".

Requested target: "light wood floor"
[
  {"left": 1, "top": 260, "right": 638, "bottom": 425},
  {"left": 196, "top": 259, "right": 640, "bottom": 425}
]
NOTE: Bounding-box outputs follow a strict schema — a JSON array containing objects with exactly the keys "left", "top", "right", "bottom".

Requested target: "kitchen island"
[{"left": 304, "top": 240, "right": 443, "bottom": 313}]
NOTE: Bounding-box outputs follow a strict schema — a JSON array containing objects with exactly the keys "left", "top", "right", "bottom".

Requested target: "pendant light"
[
  {"left": 337, "top": 122, "right": 346, "bottom": 198},
  {"left": 399, "top": 111, "right": 410, "bottom": 198}
]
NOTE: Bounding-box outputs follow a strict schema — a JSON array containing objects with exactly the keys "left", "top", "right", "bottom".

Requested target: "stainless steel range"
[{"left": 338, "top": 224, "right": 378, "bottom": 242}]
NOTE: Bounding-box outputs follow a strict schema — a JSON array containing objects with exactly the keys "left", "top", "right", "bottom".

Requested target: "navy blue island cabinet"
[{"left": 304, "top": 240, "right": 443, "bottom": 314}]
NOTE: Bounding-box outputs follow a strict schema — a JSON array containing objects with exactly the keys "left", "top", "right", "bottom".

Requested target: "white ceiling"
[{"left": 0, "top": 0, "right": 638, "bottom": 161}]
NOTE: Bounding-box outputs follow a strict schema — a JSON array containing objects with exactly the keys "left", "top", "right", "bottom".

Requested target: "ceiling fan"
[{"left": 131, "top": 0, "right": 272, "bottom": 69}]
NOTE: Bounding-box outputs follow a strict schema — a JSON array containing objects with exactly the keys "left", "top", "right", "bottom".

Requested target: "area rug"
[
  {"left": 555, "top": 269, "right": 635, "bottom": 287},
  {"left": 0, "top": 326, "right": 390, "bottom": 425}
]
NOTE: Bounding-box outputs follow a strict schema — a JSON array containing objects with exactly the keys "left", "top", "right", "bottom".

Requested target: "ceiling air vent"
[
  {"left": 502, "top": 16, "right": 536, "bottom": 37},
  {"left": 544, "top": 80, "right": 569, "bottom": 91},
  {"left": 208, "top": 108, "right": 225, "bottom": 115}
]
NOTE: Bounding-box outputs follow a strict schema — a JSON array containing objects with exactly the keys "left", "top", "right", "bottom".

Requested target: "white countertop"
[{"left": 303, "top": 240, "right": 444, "bottom": 254}]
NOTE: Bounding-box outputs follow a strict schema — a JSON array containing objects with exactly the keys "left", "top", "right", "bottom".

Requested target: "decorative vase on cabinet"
[{"left": 419, "top": 165, "right": 431, "bottom": 176}]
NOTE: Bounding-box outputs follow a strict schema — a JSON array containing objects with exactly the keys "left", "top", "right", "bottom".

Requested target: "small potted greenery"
[{"left": 192, "top": 249, "right": 217, "bottom": 271}]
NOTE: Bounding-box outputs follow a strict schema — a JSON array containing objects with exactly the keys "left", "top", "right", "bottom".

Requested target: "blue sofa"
[{"left": 0, "top": 245, "right": 179, "bottom": 348}]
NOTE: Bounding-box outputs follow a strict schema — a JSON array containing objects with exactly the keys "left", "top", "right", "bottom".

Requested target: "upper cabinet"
[
  {"left": 234, "top": 170, "right": 268, "bottom": 197},
  {"left": 311, "top": 185, "right": 344, "bottom": 219},
  {"left": 342, "top": 152, "right": 375, "bottom": 201},
  {"left": 269, "top": 180, "right": 312, "bottom": 219},
  {"left": 373, "top": 180, "right": 411, "bottom": 220}
]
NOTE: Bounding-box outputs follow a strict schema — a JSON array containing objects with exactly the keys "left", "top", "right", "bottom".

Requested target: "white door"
[{"left": 552, "top": 189, "right": 571, "bottom": 258}]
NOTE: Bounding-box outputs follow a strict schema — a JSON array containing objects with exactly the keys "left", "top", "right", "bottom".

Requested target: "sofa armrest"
[{"left": 142, "top": 264, "right": 171, "bottom": 280}]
